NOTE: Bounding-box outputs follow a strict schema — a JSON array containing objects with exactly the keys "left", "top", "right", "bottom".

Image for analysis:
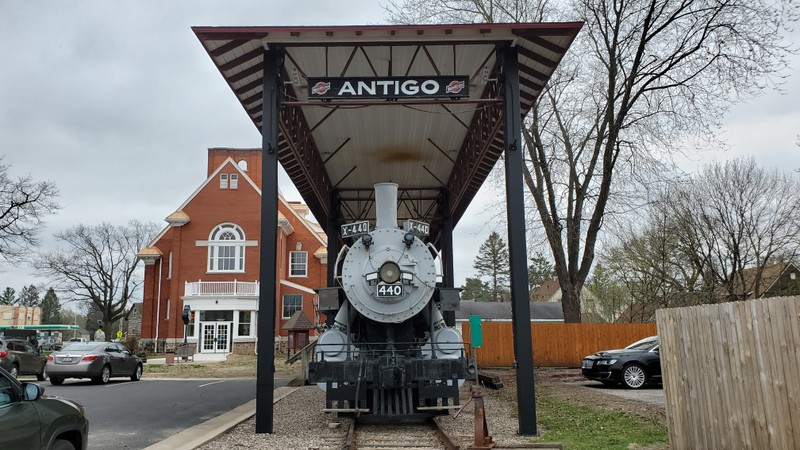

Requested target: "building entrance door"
[{"left": 201, "top": 322, "right": 230, "bottom": 353}]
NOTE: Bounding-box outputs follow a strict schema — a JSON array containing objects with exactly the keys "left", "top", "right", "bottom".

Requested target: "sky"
[{"left": 0, "top": 1, "right": 798, "bottom": 296}]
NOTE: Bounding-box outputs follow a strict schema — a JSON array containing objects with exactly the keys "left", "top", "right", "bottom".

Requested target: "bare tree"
[
  {"left": 0, "top": 157, "right": 60, "bottom": 263},
  {"left": 386, "top": 0, "right": 798, "bottom": 321},
  {"left": 33, "top": 221, "right": 158, "bottom": 340},
  {"left": 600, "top": 203, "right": 709, "bottom": 321},
  {"left": 667, "top": 158, "right": 800, "bottom": 301}
]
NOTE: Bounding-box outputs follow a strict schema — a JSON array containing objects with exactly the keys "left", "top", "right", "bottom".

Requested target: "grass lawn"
[{"left": 531, "top": 387, "right": 668, "bottom": 450}]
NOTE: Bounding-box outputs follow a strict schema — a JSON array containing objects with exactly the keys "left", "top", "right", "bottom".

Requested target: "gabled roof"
[
  {"left": 283, "top": 310, "right": 314, "bottom": 330},
  {"left": 143, "top": 154, "right": 325, "bottom": 251},
  {"left": 193, "top": 23, "right": 582, "bottom": 245},
  {"left": 532, "top": 278, "right": 560, "bottom": 301},
  {"left": 734, "top": 262, "right": 799, "bottom": 299}
]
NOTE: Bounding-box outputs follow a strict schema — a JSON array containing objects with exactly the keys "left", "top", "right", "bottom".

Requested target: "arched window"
[{"left": 208, "top": 223, "right": 246, "bottom": 272}]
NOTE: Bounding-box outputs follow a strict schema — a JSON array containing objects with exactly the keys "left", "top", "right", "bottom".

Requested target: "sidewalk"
[
  {"left": 145, "top": 352, "right": 228, "bottom": 365},
  {"left": 143, "top": 386, "right": 299, "bottom": 450}
]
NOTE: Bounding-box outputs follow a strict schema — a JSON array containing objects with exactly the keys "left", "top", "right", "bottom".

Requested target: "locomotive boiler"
[{"left": 309, "top": 182, "right": 474, "bottom": 419}]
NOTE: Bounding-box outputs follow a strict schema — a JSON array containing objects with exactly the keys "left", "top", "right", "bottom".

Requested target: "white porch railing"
[{"left": 184, "top": 280, "right": 260, "bottom": 296}]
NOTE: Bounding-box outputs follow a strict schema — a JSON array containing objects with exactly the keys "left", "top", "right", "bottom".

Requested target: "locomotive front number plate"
[
  {"left": 341, "top": 220, "right": 370, "bottom": 238},
  {"left": 376, "top": 284, "right": 403, "bottom": 297}
]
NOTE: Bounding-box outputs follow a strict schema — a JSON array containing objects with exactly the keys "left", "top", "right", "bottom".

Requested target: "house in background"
[
  {"left": 137, "top": 148, "right": 327, "bottom": 354},
  {"left": 530, "top": 277, "right": 608, "bottom": 321},
  {"left": 455, "top": 301, "right": 564, "bottom": 324},
  {"left": 734, "top": 262, "right": 800, "bottom": 300}
]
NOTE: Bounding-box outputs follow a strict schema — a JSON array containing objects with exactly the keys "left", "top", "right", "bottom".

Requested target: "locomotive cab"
[{"left": 308, "top": 182, "right": 474, "bottom": 420}]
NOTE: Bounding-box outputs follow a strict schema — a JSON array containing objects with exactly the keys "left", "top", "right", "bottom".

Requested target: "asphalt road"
[{"left": 27, "top": 376, "right": 289, "bottom": 450}]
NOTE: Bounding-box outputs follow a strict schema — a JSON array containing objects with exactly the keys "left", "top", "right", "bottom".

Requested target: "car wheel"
[
  {"left": 50, "top": 438, "right": 76, "bottom": 450},
  {"left": 622, "top": 363, "right": 647, "bottom": 389},
  {"left": 50, "top": 376, "right": 65, "bottom": 385},
  {"left": 36, "top": 366, "right": 47, "bottom": 381},
  {"left": 92, "top": 365, "right": 111, "bottom": 384},
  {"left": 8, "top": 364, "right": 18, "bottom": 378},
  {"left": 130, "top": 364, "right": 142, "bottom": 381}
]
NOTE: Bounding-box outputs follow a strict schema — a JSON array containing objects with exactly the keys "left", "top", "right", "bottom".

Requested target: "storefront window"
[{"left": 238, "top": 311, "right": 252, "bottom": 336}]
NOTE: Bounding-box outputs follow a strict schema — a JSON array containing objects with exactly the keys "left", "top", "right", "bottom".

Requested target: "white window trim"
[
  {"left": 230, "top": 173, "right": 239, "bottom": 190},
  {"left": 167, "top": 251, "right": 173, "bottom": 280},
  {"left": 207, "top": 223, "right": 247, "bottom": 273},
  {"left": 237, "top": 310, "right": 253, "bottom": 337},
  {"left": 289, "top": 251, "right": 308, "bottom": 277},
  {"left": 165, "top": 299, "right": 170, "bottom": 320},
  {"left": 220, "top": 173, "right": 229, "bottom": 189},
  {"left": 282, "top": 294, "right": 303, "bottom": 319}
]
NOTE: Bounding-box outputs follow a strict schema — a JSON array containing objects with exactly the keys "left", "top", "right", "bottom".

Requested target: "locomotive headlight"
[{"left": 379, "top": 262, "right": 401, "bottom": 283}]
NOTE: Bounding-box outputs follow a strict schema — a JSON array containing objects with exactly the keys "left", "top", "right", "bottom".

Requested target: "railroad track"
[{"left": 315, "top": 417, "right": 459, "bottom": 450}]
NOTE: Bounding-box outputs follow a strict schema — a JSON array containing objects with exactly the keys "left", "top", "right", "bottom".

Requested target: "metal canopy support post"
[
  {"left": 327, "top": 191, "right": 340, "bottom": 286},
  {"left": 256, "top": 48, "right": 282, "bottom": 434},
  {"left": 441, "top": 189, "right": 455, "bottom": 326},
  {"left": 501, "top": 46, "right": 537, "bottom": 436}
]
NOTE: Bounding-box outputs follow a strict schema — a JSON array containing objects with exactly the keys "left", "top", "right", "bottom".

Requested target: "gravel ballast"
[{"left": 198, "top": 369, "right": 666, "bottom": 450}]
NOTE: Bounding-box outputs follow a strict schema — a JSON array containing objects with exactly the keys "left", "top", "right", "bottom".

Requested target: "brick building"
[
  {"left": 137, "top": 148, "right": 327, "bottom": 354},
  {"left": 0, "top": 305, "right": 42, "bottom": 327}
]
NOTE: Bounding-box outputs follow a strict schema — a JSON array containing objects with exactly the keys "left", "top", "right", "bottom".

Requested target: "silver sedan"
[{"left": 46, "top": 342, "right": 143, "bottom": 385}]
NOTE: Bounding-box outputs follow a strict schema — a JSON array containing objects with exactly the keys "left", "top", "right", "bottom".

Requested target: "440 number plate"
[{"left": 376, "top": 284, "right": 403, "bottom": 297}]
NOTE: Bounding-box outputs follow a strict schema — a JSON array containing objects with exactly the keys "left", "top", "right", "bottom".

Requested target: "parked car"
[
  {"left": 581, "top": 335, "right": 662, "bottom": 389},
  {"left": 0, "top": 337, "right": 47, "bottom": 380},
  {"left": 68, "top": 338, "right": 88, "bottom": 343},
  {"left": 41, "top": 341, "right": 63, "bottom": 352},
  {"left": 46, "top": 342, "right": 143, "bottom": 385},
  {"left": 0, "top": 366, "right": 89, "bottom": 450}
]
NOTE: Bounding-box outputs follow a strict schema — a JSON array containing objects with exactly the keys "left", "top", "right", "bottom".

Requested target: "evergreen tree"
[
  {"left": 17, "top": 284, "right": 40, "bottom": 307},
  {"left": 41, "top": 288, "right": 61, "bottom": 324},
  {"left": 473, "top": 231, "right": 510, "bottom": 302},
  {"left": 460, "top": 277, "right": 491, "bottom": 302},
  {"left": 0, "top": 287, "right": 15, "bottom": 305},
  {"left": 528, "top": 252, "right": 555, "bottom": 293}
]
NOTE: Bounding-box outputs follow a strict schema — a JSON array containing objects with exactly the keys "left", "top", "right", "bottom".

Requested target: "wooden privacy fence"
[
  {"left": 462, "top": 322, "right": 656, "bottom": 367},
  {"left": 656, "top": 296, "right": 800, "bottom": 450}
]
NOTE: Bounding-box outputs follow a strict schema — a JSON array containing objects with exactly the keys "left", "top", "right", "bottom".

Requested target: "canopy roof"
[{"left": 193, "top": 23, "right": 581, "bottom": 242}]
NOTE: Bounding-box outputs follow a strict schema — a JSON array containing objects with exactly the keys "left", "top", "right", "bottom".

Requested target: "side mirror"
[{"left": 23, "top": 383, "right": 43, "bottom": 401}]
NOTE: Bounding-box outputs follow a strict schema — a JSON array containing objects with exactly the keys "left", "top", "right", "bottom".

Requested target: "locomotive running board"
[
  {"left": 322, "top": 408, "right": 370, "bottom": 413},
  {"left": 416, "top": 405, "right": 462, "bottom": 411}
]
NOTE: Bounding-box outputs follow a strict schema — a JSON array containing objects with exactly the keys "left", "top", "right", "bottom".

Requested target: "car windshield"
[
  {"left": 61, "top": 343, "right": 104, "bottom": 352},
  {"left": 625, "top": 337, "right": 658, "bottom": 350}
]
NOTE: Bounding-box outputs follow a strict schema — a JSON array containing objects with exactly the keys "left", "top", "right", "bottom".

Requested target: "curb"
[{"left": 143, "top": 386, "right": 301, "bottom": 450}]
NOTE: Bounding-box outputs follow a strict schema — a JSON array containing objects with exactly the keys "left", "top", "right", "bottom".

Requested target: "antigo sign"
[{"left": 308, "top": 76, "right": 470, "bottom": 100}]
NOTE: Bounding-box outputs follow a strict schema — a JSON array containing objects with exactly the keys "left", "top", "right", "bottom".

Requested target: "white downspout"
[{"left": 155, "top": 257, "right": 162, "bottom": 349}]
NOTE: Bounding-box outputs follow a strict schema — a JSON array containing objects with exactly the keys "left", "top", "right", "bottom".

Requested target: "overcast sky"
[{"left": 0, "top": 1, "right": 798, "bottom": 295}]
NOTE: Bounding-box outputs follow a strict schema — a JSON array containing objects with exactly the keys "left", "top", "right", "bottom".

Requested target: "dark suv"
[
  {"left": 0, "top": 338, "right": 47, "bottom": 379},
  {"left": 0, "top": 366, "right": 88, "bottom": 449}
]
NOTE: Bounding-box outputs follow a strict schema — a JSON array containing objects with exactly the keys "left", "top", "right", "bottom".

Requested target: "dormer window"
[
  {"left": 220, "top": 173, "right": 229, "bottom": 189},
  {"left": 230, "top": 174, "right": 239, "bottom": 190}
]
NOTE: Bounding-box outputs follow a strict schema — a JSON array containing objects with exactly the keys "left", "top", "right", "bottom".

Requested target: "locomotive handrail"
[
  {"left": 312, "top": 340, "right": 469, "bottom": 362},
  {"left": 332, "top": 244, "right": 350, "bottom": 285}
]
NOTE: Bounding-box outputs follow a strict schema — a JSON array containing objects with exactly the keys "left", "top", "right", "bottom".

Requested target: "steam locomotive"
[{"left": 309, "top": 182, "right": 474, "bottom": 419}]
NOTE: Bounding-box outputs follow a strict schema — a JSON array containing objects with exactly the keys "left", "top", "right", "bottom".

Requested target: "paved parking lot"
[{"left": 575, "top": 381, "right": 666, "bottom": 406}]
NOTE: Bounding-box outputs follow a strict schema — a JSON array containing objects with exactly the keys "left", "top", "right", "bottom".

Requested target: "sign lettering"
[{"left": 309, "top": 76, "right": 470, "bottom": 100}]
